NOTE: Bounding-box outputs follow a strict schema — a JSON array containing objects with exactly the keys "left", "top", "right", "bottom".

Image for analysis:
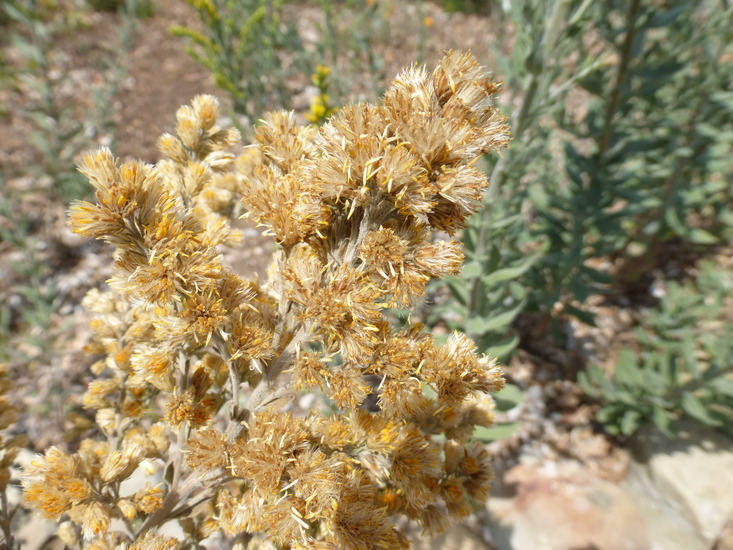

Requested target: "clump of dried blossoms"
[
  {"left": 1, "top": 364, "right": 24, "bottom": 546},
  {"left": 22, "top": 51, "right": 509, "bottom": 549}
]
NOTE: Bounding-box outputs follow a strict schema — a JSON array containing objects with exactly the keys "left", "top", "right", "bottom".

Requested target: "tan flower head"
[
  {"left": 130, "top": 531, "right": 181, "bottom": 550},
  {"left": 23, "top": 447, "right": 94, "bottom": 519},
  {"left": 186, "top": 428, "right": 229, "bottom": 471}
]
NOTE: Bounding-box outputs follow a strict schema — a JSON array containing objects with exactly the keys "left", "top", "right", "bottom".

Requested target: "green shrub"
[
  {"left": 0, "top": 0, "right": 139, "bottom": 367},
  {"left": 169, "top": 0, "right": 302, "bottom": 127},
  {"left": 317, "top": 0, "right": 392, "bottom": 99},
  {"left": 579, "top": 261, "right": 733, "bottom": 437},
  {"left": 171, "top": 0, "right": 404, "bottom": 129},
  {"left": 434, "top": 0, "right": 733, "bottom": 443},
  {"left": 439, "top": 0, "right": 496, "bottom": 15},
  {"left": 533, "top": 0, "right": 733, "bottom": 305},
  {"left": 84, "top": 0, "right": 156, "bottom": 17},
  {"left": 5, "top": 0, "right": 139, "bottom": 201},
  {"left": 441, "top": 0, "right": 733, "bottom": 343},
  {"left": 437, "top": 0, "right": 598, "bottom": 355}
]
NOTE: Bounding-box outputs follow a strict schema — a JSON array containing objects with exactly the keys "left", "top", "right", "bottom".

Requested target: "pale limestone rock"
[
  {"left": 411, "top": 523, "right": 492, "bottom": 550},
  {"left": 487, "top": 460, "right": 650, "bottom": 550},
  {"left": 632, "top": 422, "right": 733, "bottom": 545}
]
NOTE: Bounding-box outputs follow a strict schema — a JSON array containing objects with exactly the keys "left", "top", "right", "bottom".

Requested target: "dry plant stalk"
[{"left": 21, "top": 51, "right": 510, "bottom": 549}]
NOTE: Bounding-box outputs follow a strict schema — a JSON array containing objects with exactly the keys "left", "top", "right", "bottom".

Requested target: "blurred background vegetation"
[{"left": 0, "top": 0, "right": 732, "bottom": 545}]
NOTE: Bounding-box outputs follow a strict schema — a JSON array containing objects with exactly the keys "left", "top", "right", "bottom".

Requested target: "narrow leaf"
[
  {"left": 681, "top": 392, "right": 721, "bottom": 426},
  {"left": 482, "top": 252, "right": 540, "bottom": 287}
]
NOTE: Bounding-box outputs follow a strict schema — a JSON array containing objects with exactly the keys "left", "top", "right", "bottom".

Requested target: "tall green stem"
[
  {"left": 468, "top": 0, "right": 569, "bottom": 319},
  {"left": 596, "top": 0, "right": 642, "bottom": 163}
]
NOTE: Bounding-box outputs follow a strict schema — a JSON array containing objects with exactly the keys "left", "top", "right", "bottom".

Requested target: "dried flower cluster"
[
  {"left": 0, "top": 365, "right": 21, "bottom": 496},
  {"left": 1, "top": 363, "right": 25, "bottom": 546},
  {"left": 22, "top": 51, "right": 509, "bottom": 549}
]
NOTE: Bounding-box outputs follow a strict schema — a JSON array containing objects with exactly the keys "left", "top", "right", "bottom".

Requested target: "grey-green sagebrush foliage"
[
  {"left": 0, "top": 0, "right": 138, "bottom": 364},
  {"left": 524, "top": 0, "right": 733, "bottom": 319},
  {"left": 437, "top": 0, "right": 605, "bottom": 359},
  {"left": 84, "top": 0, "right": 155, "bottom": 17},
  {"left": 4, "top": 0, "right": 140, "bottom": 201},
  {"left": 443, "top": 0, "right": 733, "bottom": 340},
  {"left": 0, "top": 189, "right": 58, "bottom": 365},
  {"left": 431, "top": 214, "right": 539, "bottom": 361},
  {"left": 436, "top": 0, "right": 733, "bottom": 439},
  {"left": 579, "top": 262, "right": 733, "bottom": 437},
  {"left": 316, "top": 0, "right": 391, "bottom": 100},
  {"left": 542, "top": 0, "right": 733, "bottom": 297},
  {"left": 432, "top": 0, "right": 591, "bottom": 412},
  {"left": 6, "top": 2, "right": 91, "bottom": 200}
]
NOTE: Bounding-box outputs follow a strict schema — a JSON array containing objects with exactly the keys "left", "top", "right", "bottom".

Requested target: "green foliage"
[
  {"left": 519, "top": 0, "right": 733, "bottom": 316},
  {"left": 431, "top": 209, "right": 538, "bottom": 361},
  {"left": 0, "top": 1, "right": 14, "bottom": 26},
  {"left": 306, "top": 64, "right": 338, "bottom": 126},
  {"left": 0, "top": 0, "right": 139, "bottom": 365},
  {"left": 439, "top": 0, "right": 496, "bottom": 15},
  {"left": 543, "top": 0, "right": 733, "bottom": 298},
  {"left": 434, "top": 0, "right": 732, "bottom": 442},
  {"left": 0, "top": 3, "right": 14, "bottom": 83},
  {"left": 171, "top": 0, "right": 399, "bottom": 127},
  {"left": 84, "top": 0, "right": 156, "bottom": 17},
  {"left": 440, "top": 0, "right": 733, "bottom": 350},
  {"left": 5, "top": 0, "right": 139, "bottom": 202},
  {"left": 316, "top": 0, "right": 391, "bottom": 99},
  {"left": 0, "top": 179, "right": 58, "bottom": 365},
  {"left": 169, "top": 0, "right": 303, "bottom": 126},
  {"left": 473, "top": 383, "right": 524, "bottom": 442},
  {"left": 6, "top": 3, "right": 88, "bottom": 199},
  {"left": 437, "top": 0, "right": 597, "bottom": 357},
  {"left": 579, "top": 262, "right": 733, "bottom": 437}
]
